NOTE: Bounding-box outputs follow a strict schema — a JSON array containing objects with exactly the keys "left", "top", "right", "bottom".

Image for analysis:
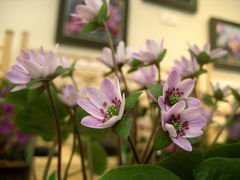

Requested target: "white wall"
[{"left": 0, "top": 0, "right": 240, "bottom": 68}]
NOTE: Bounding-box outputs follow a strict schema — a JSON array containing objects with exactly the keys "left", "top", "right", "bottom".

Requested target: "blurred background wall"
[{"left": 0, "top": 0, "right": 240, "bottom": 68}]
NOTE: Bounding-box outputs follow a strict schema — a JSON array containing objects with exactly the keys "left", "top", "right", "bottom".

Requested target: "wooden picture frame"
[
  {"left": 209, "top": 18, "right": 240, "bottom": 71},
  {"left": 144, "top": 0, "right": 197, "bottom": 13},
  {"left": 56, "top": 0, "right": 128, "bottom": 48}
]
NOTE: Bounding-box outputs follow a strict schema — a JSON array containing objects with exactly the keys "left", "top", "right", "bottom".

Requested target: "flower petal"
[
  {"left": 177, "top": 79, "right": 195, "bottom": 97},
  {"left": 158, "top": 96, "right": 167, "bottom": 111},
  {"left": 165, "top": 123, "right": 177, "bottom": 137},
  {"left": 186, "top": 97, "right": 201, "bottom": 107},
  {"left": 167, "top": 101, "right": 186, "bottom": 119},
  {"left": 86, "top": 87, "right": 110, "bottom": 108},
  {"left": 11, "top": 84, "right": 26, "bottom": 92},
  {"left": 101, "top": 78, "right": 119, "bottom": 103},
  {"left": 171, "top": 136, "right": 192, "bottom": 151},
  {"left": 6, "top": 71, "right": 30, "bottom": 84},
  {"left": 21, "top": 60, "right": 42, "bottom": 79},
  {"left": 81, "top": 116, "right": 104, "bottom": 129},
  {"left": 183, "top": 129, "right": 203, "bottom": 138},
  {"left": 167, "top": 70, "right": 181, "bottom": 90},
  {"left": 77, "top": 99, "right": 104, "bottom": 119}
]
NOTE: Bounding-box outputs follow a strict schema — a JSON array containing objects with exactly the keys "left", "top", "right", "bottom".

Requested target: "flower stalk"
[
  {"left": 45, "top": 82, "right": 62, "bottom": 180},
  {"left": 127, "top": 136, "right": 140, "bottom": 164}
]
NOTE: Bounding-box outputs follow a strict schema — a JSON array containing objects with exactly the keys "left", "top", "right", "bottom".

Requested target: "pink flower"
[
  {"left": 210, "top": 82, "right": 230, "bottom": 100},
  {"left": 71, "top": 0, "right": 110, "bottom": 24},
  {"left": 78, "top": 77, "right": 125, "bottom": 129},
  {"left": 6, "top": 47, "right": 59, "bottom": 92},
  {"left": 132, "top": 39, "right": 164, "bottom": 64},
  {"left": 58, "top": 85, "right": 83, "bottom": 107},
  {"left": 158, "top": 70, "right": 200, "bottom": 111},
  {"left": 188, "top": 43, "right": 227, "bottom": 60},
  {"left": 227, "top": 35, "right": 240, "bottom": 57},
  {"left": 98, "top": 41, "right": 131, "bottom": 68},
  {"left": 171, "top": 56, "right": 198, "bottom": 79},
  {"left": 161, "top": 101, "right": 206, "bottom": 151},
  {"left": 132, "top": 65, "right": 156, "bottom": 87}
]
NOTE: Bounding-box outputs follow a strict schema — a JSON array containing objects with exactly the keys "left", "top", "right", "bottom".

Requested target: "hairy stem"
[
  {"left": 144, "top": 147, "right": 154, "bottom": 164},
  {"left": 70, "top": 108, "right": 87, "bottom": 180},
  {"left": 117, "top": 136, "right": 122, "bottom": 165},
  {"left": 141, "top": 109, "right": 161, "bottom": 163},
  {"left": 45, "top": 82, "right": 62, "bottom": 180},
  {"left": 103, "top": 23, "right": 118, "bottom": 75},
  {"left": 42, "top": 138, "right": 57, "bottom": 180},
  {"left": 63, "top": 135, "right": 76, "bottom": 180},
  {"left": 127, "top": 136, "right": 140, "bottom": 164}
]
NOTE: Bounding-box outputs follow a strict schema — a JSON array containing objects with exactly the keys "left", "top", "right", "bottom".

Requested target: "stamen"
[
  {"left": 167, "top": 94, "right": 181, "bottom": 105},
  {"left": 107, "top": 105, "right": 119, "bottom": 117}
]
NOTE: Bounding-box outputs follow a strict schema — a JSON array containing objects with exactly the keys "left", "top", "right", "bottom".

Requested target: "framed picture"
[
  {"left": 144, "top": 0, "right": 197, "bottom": 13},
  {"left": 56, "top": 0, "right": 128, "bottom": 48},
  {"left": 210, "top": 18, "right": 240, "bottom": 70}
]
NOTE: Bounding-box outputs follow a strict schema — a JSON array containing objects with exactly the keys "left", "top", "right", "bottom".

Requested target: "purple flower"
[
  {"left": 132, "top": 39, "right": 164, "bottom": 64},
  {"left": 132, "top": 65, "right": 156, "bottom": 87},
  {"left": 78, "top": 77, "right": 125, "bottom": 129},
  {"left": 6, "top": 46, "right": 59, "bottom": 92},
  {"left": 58, "top": 85, "right": 83, "bottom": 107},
  {"left": 107, "top": 5, "right": 121, "bottom": 37},
  {"left": 188, "top": 43, "right": 227, "bottom": 60},
  {"left": 158, "top": 70, "right": 200, "bottom": 111},
  {"left": 98, "top": 41, "right": 131, "bottom": 68},
  {"left": 227, "top": 35, "right": 240, "bottom": 57},
  {"left": 15, "top": 131, "right": 33, "bottom": 144},
  {"left": 161, "top": 101, "right": 206, "bottom": 151},
  {"left": 0, "top": 103, "right": 15, "bottom": 134},
  {"left": 64, "top": 17, "right": 84, "bottom": 34},
  {"left": 210, "top": 82, "right": 230, "bottom": 100},
  {"left": 171, "top": 56, "right": 198, "bottom": 79},
  {"left": 71, "top": 0, "right": 110, "bottom": 24}
]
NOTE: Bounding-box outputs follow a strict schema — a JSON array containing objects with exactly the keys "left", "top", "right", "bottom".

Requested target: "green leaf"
[
  {"left": 188, "top": 136, "right": 202, "bottom": 144},
  {"left": 100, "top": 165, "right": 181, "bottom": 180},
  {"left": 156, "top": 49, "right": 167, "bottom": 63},
  {"left": 194, "top": 158, "right": 240, "bottom": 180},
  {"left": 97, "top": 0, "right": 108, "bottom": 24},
  {"left": 125, "top": 91, "right": 142, "bottom": 111},
  {"left": 14, "top": 90, "right": 68, "bottom": 141},
  {"left": 153, "top": 128, "right": 172, "bottom": 150},
  {"left": 147, "top": 84, "right": 163, "bottom": 98},
  {"left": 111, "top": 118, "right": 131, "bottom": 139},
  {"left": 157, "top": 149, "right": 203, "bottom": 180},
  {"left": 91, "top": 142, "right": 108, "bottom": 175},
  {"left": 196, "top": 52, "right": 211, "bottom": 66},
  {"left": 27, "top": 86, "right": 45, "bottom": 103},
  {"left": 104, "top": 70, "right": 114, "bottom": 77},
  {"left": 81, "top": 21, "right": 99, "bottom": 33},
  {"left": 205, "top": 143, "right": 240, "bottom": 159},
  {"left": 193, "top": 69, "right": 207, "bottom": 78},
  {"left": 231, "top": 88, "right": 240, "bottom": 101},
  {"left": 203, "top": 94, "right": 215, "bottom": 107},
  {"left": 26, "top": 79, "right": 42, "bottom": 88},
  {"left": 48, "top": 171, "right": 57, "bottom": 180},
  {"left": 128, "top": 59, "right": 145, "bottom": 73},
  {"left": 0, "top": 97, "right": 5, "bottom": 104}
]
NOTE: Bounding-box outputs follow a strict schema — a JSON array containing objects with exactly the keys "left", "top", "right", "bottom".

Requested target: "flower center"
[
  {"left": 107, "top": 105, "right": 119, "bottom": 118},
  {"left": 172, "top": 121, "right": 183, "bottom": 131},
  {"left": 168, "top": 95, "right": 181, "bottom": 105}
]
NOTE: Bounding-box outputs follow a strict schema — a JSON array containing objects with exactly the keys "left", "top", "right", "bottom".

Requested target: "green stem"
[
  {"left": 156, "top": 64, "right": 161, "bottom": 83},
  {"left": 63, "top": 134, "right": 76, "bottom": 180},
  {"left": 211, "top": 103, "right": 239, "bottom": 146},
  {"left": 103, "top": 23, "right": 118, "bottom": 75},
  {"left": 127, "top": 136, "right": 140, "bottom": 164},
  {"left": 141, "top": 109, "right": 161, "bottom": 163},
  {"left": 70, "top": 108, "right": 87, "bottom": 180},
  {"left": 119, "top": 67, "right": 129, "bottom": 95},
  {"left": 144, "top": 147, "right": 154, "bottom": 164},
  {"left": 117, "top": 136, "right": 122, "bottom": 165},
  {"left": 45, "top": 82, "right": 62, "bottom": 180},
  {"left": 42, "top": 138, "right": 57, "bottom": 180},
  {"left": 86, "top": 136, "right": 94, "bottom": 180},
  {"left": 71, "top": 76, "right": 78, "bottom": 91}
]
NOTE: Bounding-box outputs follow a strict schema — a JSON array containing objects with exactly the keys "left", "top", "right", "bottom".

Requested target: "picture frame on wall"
[
  {"left": 210, "top": 18, "right": 240, "bottom": 70},
  {"left": 56, "top": 0, "right": 128, "bottom": 48},
  {"left": 144, "top": 0, "right": 197, "bottom": 13}
]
